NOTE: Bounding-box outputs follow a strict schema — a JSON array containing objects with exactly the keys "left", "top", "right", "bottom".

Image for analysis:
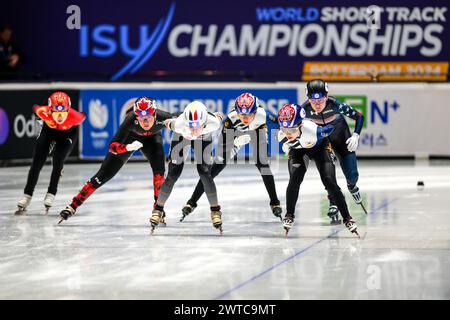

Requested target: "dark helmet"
[{"left": 306, "top": 79, "right": 329, "bottom": 99}]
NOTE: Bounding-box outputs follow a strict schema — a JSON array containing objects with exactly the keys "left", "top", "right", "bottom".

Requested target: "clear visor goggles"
[
  {"left": 308, "top": 96, "right": 326, "bottom": 104},
  {"left": 280, "top": 126, "right": 300, "bottom": 134}
]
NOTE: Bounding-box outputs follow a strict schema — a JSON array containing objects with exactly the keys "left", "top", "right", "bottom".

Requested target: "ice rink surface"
[{"left": 1, "top": 159, "right": 450, "bottom": 300}]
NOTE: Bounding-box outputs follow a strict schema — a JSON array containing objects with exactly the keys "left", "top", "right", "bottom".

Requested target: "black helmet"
[{"left": 306, "top": 79, "right": 329, "bottom": 99}]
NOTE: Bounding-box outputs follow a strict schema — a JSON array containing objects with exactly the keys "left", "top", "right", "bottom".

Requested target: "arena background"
[
  {"left": 1, "top": 0, "right": 450, "bottom": 304},
  {"left": 1, "top": 0, "right": 449, "bottom": 163}
]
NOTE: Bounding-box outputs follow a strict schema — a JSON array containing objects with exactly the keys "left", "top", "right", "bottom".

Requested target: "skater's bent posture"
[
  {"left": 277, "top": 103, "right": 358, "bottom": 237},
  {"left": 59, "top": 97, "right": 177, "bottom": 223},
  {"left": 150, "top": 101, "right": 223, "bottom": 234},
  {"left": 302, "top": 79, "right": 366, "bottom": 222},
  {"left": 180, "top": 92, "right": 282, "bottom": 222},
  {"left": 16, "top": 92, "right": 86, "bottom": 214}
]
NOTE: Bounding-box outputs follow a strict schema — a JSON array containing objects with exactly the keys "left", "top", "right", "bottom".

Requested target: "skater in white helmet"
[{"left": 150, "top": 101, "right": 224, "bottom": 234}]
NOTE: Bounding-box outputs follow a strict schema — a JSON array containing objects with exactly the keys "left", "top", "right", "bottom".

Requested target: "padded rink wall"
[{"left": 0, "top": 82, "right": 449, "bottom": 161}]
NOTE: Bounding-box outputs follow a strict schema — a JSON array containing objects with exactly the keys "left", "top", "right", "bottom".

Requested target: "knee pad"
[
  {"left": 168, "top": 164, "right": 183, "bottom": 179},
  {"left": 197, "top": 164, "right": 211, "bottom": 176},
  {"left": 341, "top": 154, "right": 359, "bottom": 186},
  {"left": 322, "top": 176, "right": 340, "bottom": 192},
  {"left": 255, "top": 163, "right": 269, "bottom": 170}
]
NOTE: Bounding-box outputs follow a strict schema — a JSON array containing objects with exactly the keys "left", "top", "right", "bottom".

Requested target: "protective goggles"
[
  {"left": 52, "top": 110, "right": 68, "bottom": 116},
  {"left": 238, "top": 113, "right": 255, "bottom": 118},
  {"left": 280, "top": 126, "right": 300, "bottom": 134},
  {"left": 309, "top": 97, "right": 326, "bottom": 103}
]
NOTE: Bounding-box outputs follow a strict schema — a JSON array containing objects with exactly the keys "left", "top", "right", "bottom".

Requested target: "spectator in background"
[{"left": 0, "top": 25, "right": 21, "bottom": 77}]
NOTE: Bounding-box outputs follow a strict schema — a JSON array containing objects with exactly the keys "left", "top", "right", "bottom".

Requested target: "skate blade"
[
  {"left": 179, "top": 215, "right": 187, "bottom": 222},
  {"left": 58, "top": 218, "right": 65, "bottom": 225},
  {"left": 330, "top": 219, "right": 342, "bottom": 225},
  {"left": 42, "top": 207, "right": 50, "bottom": 215},
  {"left": 360, "top": 203, "right": 368, "bottom": 214},
  {"left": 213, "top": 224, "right": 223, "bottom": 234},
  {"left": 353, "top": 230, "right": 360, "bottom": 239},
  {"left": 14, "top": 209, "right": 26, "bottom": 215},
  {"left": 284, "top": 228, "right": 290, "bottom": 237}
]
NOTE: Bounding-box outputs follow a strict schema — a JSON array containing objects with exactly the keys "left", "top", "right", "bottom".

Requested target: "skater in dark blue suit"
[{"left": 301, "top": 79, "right": 366, "bottom": 223}]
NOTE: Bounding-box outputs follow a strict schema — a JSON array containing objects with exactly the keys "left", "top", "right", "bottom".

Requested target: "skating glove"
[
  {"left": 346, "top": 133, "right": 359, "bottom": 152},
  {"left": 214, "top": 112, "right": 225, "bottom": 121},
  {"left": 234, "top": 134, "right": 251, "bottom": 147},
  {"left": 126, "top": 140, "right": 143, "bottom": 152},
  {"left": 164, "top": 119, "right": 175, "bottom": 130}
]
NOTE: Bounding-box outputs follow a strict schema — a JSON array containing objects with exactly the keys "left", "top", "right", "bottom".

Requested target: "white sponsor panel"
[
  {"left": 328, "top": 83, "right": 450, "bottom": 156},
  {"left": 88, "top": 99, "right": 109, "bottom": 129},
  {"left": 2, "top": 82, "right": 448, "bottom": 157}
]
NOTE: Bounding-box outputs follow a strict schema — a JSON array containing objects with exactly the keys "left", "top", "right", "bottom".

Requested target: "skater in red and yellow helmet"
[{"left": 16, "top": 91, "right": 86, "bottom": 214}]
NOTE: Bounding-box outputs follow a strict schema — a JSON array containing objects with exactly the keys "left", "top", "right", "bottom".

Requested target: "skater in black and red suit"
[
  {"left": 58, "top": 96, "right": 178, "bottom": 223},
  {"left": 16, "top": 91, "right": 86, "bottom": 214}
]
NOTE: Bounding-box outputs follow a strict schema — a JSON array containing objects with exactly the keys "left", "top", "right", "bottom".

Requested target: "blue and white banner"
[
  {"left": 2, "top": 0, "right": 448, "bottom": 81},
  {"left": 79, "top": 87, "right": 298, "bottom": 159}
]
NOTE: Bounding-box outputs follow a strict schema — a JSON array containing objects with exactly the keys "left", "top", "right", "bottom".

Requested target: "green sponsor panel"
[
  {"left": 320, "top": 194, "right": 368, "bottom": 225},
  {"left": 335, "top": 95, "right": 367, "bottom": 129}
]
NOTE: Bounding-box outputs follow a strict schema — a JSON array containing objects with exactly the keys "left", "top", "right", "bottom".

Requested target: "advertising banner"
[
  {"left": 329, "top": 83, "right": 450, "bottom": 156},
  {"left": 2, "top": 0, "right": 449, "bottom": 81},
  {"left": 3, "top": 83, "right": 449, "bottom": 160},
  {"left": 79, "top": 87, "right": 298, "bottom": 159},
  {"left": 0, "top": 89, "right": 80, "bottom": 160}
]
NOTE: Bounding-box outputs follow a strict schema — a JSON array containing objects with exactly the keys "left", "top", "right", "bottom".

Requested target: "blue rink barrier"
[{"left": 79, "top": 88, "right": 298, "bottom": 159}]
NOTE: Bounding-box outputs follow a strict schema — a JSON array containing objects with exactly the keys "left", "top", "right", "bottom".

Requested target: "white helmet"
[{"left": 183, "top": 101, "right": 208, "bottom": 127}]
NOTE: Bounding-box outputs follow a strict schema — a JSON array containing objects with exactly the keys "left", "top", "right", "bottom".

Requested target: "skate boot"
[
  {"left": 58, "top": 205, "right": 75, "bottom": 224},
  {"left": 160, "top": 210, "right": 167, "bottom": 226},
  {"left": 16, "top": 194, "right": 32, "bottom": 215},
  {"left": 150, "top": 208, "right": 164, "bottom": 234},
  {"left": 271, "top": 204, "right": 283, "bottom": 221},
  {"left": 327, "top": 205, "right": 341, "bottom": 225},
  {"left": 180, "top": 203, "right": 196, "bottom": 222},
  {"left": 349, "top": 186, "right": 362, "bottom": 204},
  {"left": 349, "top": 186, "right": 367, "bottom": 214},
  {"left": 344, "top": 218, "right": 359, "bottom": 238},
  {"left": 211, "top": 208, "right": 223, "bottom": 235},
  {"left": 283, "top": 214, "right": 294, "bottom": 237},
  {"left": 152, "top": 202, "right": 166, "bottom": 226},
  {"left": 43, "top": 193, "right": 55, "bottom": 214}
]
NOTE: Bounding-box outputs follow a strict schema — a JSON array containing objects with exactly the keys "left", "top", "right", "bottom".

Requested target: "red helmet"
[
  {"left": 235, "top": 92, "right": 258, "bottom": 115},
  {"left": 133, "top": 96, "right": 157, "bottom": 118},
  {"left": 48, "top": 92, "right": 71, "bottom": 112}
]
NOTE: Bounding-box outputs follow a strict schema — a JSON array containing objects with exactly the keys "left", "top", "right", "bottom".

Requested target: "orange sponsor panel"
[{"left": 303, "top": 62, "right": 449, "bottom": 81}]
